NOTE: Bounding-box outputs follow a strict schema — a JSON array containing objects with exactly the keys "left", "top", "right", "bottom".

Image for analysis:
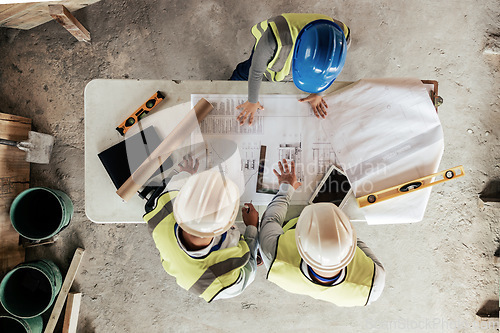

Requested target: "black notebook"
[{"left": 98, "top": 126, "right": 173, "bottom": 189}]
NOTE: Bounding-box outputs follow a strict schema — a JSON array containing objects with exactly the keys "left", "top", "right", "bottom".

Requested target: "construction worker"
[
  {"left": 143, "top": 163, "right": 259, "bottom": 302},
  {"left": 231, "top": 13, "right": 350, "bottom": 125},
  {"left": 259, "top": 159, "right": 385, "bottom": 306}
]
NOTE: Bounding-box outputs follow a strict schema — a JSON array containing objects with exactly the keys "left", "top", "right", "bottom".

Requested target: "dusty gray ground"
[{"left": 0, "top": 0, "right": 499, "bottom": 332}]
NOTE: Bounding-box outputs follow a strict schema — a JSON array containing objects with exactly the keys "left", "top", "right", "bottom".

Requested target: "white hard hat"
[
  {"left": 295, "top": 203, "right": 356, "bottom": 276},
  {"left": 173, "top": 170, "right": 240, "bottom": 237}
]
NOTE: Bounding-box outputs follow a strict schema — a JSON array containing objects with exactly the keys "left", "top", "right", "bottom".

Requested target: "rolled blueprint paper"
[{"left": 116, "top": 98, "right": 214, "bottom": 202}]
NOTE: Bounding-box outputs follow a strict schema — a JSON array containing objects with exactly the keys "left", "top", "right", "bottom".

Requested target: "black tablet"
[{"left": 309, "top": 164, "right": 351, "bottom": 206}]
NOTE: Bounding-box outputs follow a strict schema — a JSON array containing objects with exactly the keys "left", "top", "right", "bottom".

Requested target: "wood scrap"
[
  {"left": 62, "top": 292, "right": 82, "bottom": 333},
  {"left": 44, "top": 247, "right": 85, "bottom": 333}
]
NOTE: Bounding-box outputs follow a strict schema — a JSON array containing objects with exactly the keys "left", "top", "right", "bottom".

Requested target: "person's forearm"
[
  {"left": 237, "top": 225, "right": 259, "bottom": 290},
  {"left": 244, "top": 225, "right": 258, "bottom": 270},
  {"left": 357, "top": 238, "right": 385, "bottom": 305},
  {"left": 357, "top": 239, "right": 384, "bottom": 269},
  {"left": 259, "top": 183, "right": 295, "bottom": 267},
  {"left": 248, "top": 29, "right": 276, "bottom": 103}
]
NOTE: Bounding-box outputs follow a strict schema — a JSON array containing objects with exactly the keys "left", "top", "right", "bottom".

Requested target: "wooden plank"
[
  {"left": 0, "top": 3, "right": 33, "bottom": 23},
  {"left": 0, "top": 9, "right": 43, "bottom": 29},
  {"left": 49, "top": 4, "right": 90, "bottom": 42},
  {"left": 0, "top": 0, "right": 100, "bottom": 30},
  {"left": 62, "top": 292, "right": 82, "bottom": 333},
  {"left": 44, "top": 248, "right": 85, "bottom": 333},
  {"left": 0, "top": 112, "right": 30, "bottom": 275},
  {"left": 0, "top": 2, "right": 51, "bottom": 29},
  {"left": 0, "top": 3, "right": 16, "bottom": 15}
]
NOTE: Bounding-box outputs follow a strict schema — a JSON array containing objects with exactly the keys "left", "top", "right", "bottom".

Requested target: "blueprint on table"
[{"left": 190, "top": 94, "right": 337, "bottom": 205}]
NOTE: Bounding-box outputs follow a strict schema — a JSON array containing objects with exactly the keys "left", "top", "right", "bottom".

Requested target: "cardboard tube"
[{"left": 116, "top": 98, "right": 213, "bottom": 202}]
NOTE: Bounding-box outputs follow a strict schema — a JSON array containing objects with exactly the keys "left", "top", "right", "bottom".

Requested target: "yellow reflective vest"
[
  {"left": 251, "top": 13, "right": 350, "bottom": 82},
  {"left": 143, "top": 191, "right": 250, "bottom": 302},
  {"left": 267, "top": 218, "right": 375, "bottom": 307}
]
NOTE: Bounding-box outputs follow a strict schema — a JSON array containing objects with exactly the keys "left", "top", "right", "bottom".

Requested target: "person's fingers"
[
  {"left": 278, "top": 162, "right": 285, "bottom": 175},
  {"left": 296, "top": 182, "right": 302, "bottom": 189},
  {"left": 247, "top": 203, "right": 255, "bottom": 210},
  {"left": 278, "top": 161, "right": 284, "bottom": 174},
  {"left": 298, "top": 98, "right": 305, "bottom": 102},
  {"left": 188, "top": 155, "right": 193, "bottom": 164},
  {"left": 258, "top": 102, "right": 264, "bottom": 110},
  {"left": 239, "top": 111, "right": 249, "bottom": 125},
  {"left": 283, "top": 159, "right": 289, "bottom": 173},
  {"left": 249, "top": 112, "right": 254, "bottom": 125},
  {"left": 236, "top": 109, "right": 246, "bottom": 121},
  {"left": 322, "top": 98, "right": 328, "bottom": 109},
  {"left": 313, "top": 105, "right": 320, "bottom": 119},
  {"left": 319, "top": 104, "right": 326, "bottom": 118},
  {"left": 193, "top": 158, "right": 199, "bottom": 171},
  {"left": 291, "top": 160, "right": 295, "bottom": 174},
  {"left": 273, "top": 169, "right": 280, "bottom": 177},
  {"left": 236, "top": 103, "right": 245, "bottom": 110}
]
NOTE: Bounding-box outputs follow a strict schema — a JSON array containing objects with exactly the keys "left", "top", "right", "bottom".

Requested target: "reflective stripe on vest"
[
  {"left": 251, "top": 13, "right": 349, "bottom": 82},
  {"left": 143, "top": 191, "right": 251, "bottom": 302},
  {"left": 267, "top": 228, "right": 375, "bottom": 307}
]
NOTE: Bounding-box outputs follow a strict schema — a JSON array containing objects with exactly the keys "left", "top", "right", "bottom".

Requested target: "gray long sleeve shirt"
[
  {"left": 248, "top": 29, "right": 278, "bottom": 103},
  {"left": 259, "top": 183, "right": 385, "bottom": 305}
]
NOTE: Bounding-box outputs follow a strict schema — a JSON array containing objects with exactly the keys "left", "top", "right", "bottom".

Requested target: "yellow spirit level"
[
  {"left": 116, "top": 91, "right": 165, "bottom": 136},
  {"left": 356, "top": 165, "right": 465, "bottom": 208}
]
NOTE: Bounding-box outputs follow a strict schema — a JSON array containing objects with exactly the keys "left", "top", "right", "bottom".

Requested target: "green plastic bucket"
[
  {"left": 0, "top": 315, "right": 43, "bottom": 333},
  {"left": 10, "top": 187, "right": 73, "bottom": 241},
  {"left": 0, "top": 260, "right": 62, "bottom": 318}
]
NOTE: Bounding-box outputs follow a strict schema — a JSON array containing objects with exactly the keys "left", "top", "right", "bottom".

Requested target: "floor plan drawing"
[{"left": 191, "top": 94, "right": 337, "bottom": 204}]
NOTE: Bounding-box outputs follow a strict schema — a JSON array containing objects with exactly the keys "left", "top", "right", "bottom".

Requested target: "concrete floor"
[{"left": 1, "top": 0, "right": 499, "bottom": 332}]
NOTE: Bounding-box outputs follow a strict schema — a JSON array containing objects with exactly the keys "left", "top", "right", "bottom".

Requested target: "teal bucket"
[
  {"left": 0, "top": 315, "right": 43, "bottom": 333},
  {"left": 0, "top": 260, "right": 62, "bottom": 318},
  {"left": 10, "top": 187, "right": 73, "bottom": 241}
]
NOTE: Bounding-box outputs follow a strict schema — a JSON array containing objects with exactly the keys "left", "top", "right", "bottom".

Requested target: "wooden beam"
[
  {"left": 44, "top": 248, "right": 85, "bottom": 333},
  {"left": 48, "top": 4, "right": 90, "bottom": 42},
  {"left": 62, "top": 292, "right": 82, "bottom": 333}
]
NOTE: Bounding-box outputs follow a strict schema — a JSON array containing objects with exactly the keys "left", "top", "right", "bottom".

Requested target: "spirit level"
[
  {"left": 116, "top": 91, "right": 165, "bottom": 136},
  {"left": 356, "top": 165, "right": 465, "bottom": 208}
]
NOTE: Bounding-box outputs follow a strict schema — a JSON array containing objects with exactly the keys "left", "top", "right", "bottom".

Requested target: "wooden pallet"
[
  {"left": 0, "top": 0, "right": 100, "bottom": 30},
  {"left": 0, "top": 112, "right": 31, "bottom": 276}
]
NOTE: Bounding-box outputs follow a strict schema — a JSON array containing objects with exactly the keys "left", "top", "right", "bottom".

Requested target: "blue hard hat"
[{"left": 292, "top": 20, "right": 347, "bottom": 94}]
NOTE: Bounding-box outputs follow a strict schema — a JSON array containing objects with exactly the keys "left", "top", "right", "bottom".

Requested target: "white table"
[{"left": 84, "top": 79, "right": 357, "bottom": 223}]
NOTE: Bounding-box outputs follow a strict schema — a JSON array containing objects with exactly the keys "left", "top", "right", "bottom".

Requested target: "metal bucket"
[
  {"left": 10, "top": 187, "right": 73, "bottom": 241},
  {"left": 0, "top": 315, "right": 43, "bottom": 333},
  {"left": 0, "top": 260, "right": 62, "bottom": 318}
]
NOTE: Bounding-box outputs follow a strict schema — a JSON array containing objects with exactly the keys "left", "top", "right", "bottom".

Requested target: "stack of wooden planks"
[{"left": 0, "top": 112, "right": 31, "bottom": 275}]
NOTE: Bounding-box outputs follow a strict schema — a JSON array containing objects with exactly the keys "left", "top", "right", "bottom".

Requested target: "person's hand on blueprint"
[
  {"left": 299, "top": 93, "right": 328, "bottom": 119},
  {"left": 236, "top": 101, "right": 264, "bottom": 126},
  {"left": 178, "top": 155, "right": 199, "bottom": 175},
  {"left": 273, "top": 159, "right": 302, "bottom": 190},
  {"left": 242, "top": 202, "right": 259, "bottom": 228}
]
